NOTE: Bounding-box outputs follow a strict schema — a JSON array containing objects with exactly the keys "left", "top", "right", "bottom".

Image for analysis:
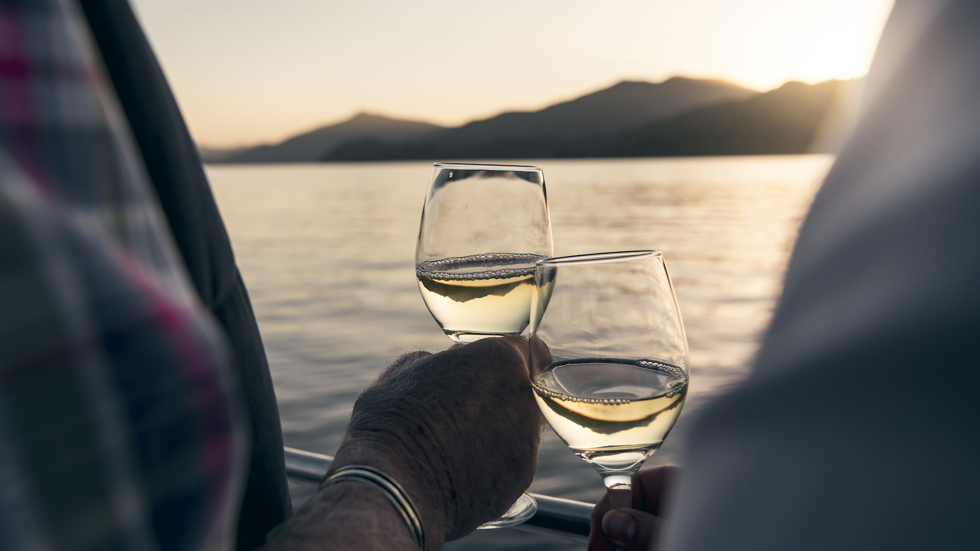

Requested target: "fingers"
[
  {"left": 379, "top": 336, "right": 547, "bottom": 386},
  {"left": 589, "top": 496, "right": 665, "bottom": 551},
  {"left": 448, "top": 335, "right": 536, "bottom": 382},
  {"left": 635, "top": 466, "right": 680, "bottom": 514},
  {"left": 393, "top": 350, "right": 434, "bottom": 366},
  {"left": 588, "top": 493, "right": 615, "bottom": 551},
  {"left": 587, "top": 467, "right": 680, "bottom": 551},
  {"left": 528, "top": 335, "right": 552, "bottom": 377},
  {"left": 601, "top": 508, "right": 664, "bottom": 551},
  {"left": 375, "top": 350, "right": 434, "bottom": 381},
  {"left": 474, "top": 335, "right": 552, "bottom": 379}
]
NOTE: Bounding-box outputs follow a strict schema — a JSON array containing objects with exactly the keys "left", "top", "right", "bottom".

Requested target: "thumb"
[{"left": 601, "top": 508, "right": 664, "bottom": 551}]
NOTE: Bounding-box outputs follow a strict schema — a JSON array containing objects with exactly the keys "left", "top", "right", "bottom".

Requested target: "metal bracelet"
[{"left": 321, "top": 465, "right": 426, "bottom": 550}]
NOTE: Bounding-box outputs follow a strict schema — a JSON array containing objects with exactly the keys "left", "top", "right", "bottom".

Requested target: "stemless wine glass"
[
  {"left": 529, "top": 251, "right": 689, "bottom": 509},
  {"left": 416, "top": 162, "right": 554, "bottom": 527}
]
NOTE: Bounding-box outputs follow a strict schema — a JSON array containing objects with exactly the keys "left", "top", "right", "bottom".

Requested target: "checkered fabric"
[{"left": 0, "top": 0, "right": 246, "bottom": 550}]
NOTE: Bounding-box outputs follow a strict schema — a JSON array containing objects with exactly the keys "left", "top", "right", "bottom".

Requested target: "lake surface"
[{"left": 208, "top": 156, "right": 831, "bottom": 549}]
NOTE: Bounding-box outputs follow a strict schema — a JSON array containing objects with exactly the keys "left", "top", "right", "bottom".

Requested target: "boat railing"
[{"left": 284, "top": 447, "right": 594, "bottom": 537}]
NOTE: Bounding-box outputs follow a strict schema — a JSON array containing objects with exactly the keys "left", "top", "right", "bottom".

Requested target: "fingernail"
[{"left": 602, "top": 510, "right": 636, "bottom": 541}]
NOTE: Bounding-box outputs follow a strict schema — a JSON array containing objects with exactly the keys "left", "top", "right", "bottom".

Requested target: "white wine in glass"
[
  {"left": 415, "top": 163, "right": 554, "bottom": 526},
  {"left": 530, "top": 251, "right": 689, "bottom": 508},
  {"left": 417, "top": 252, "right": 543, "bottom": 340}
]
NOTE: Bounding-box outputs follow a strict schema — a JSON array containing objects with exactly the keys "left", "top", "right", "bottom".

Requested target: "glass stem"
[{"left": 603, "top": 474, "right": 633, "bottom": 509}]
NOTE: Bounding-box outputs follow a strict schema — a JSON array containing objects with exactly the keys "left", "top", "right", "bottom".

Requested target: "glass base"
[{"left": 477, "top": 492, "right": 537, "bottom": 529}]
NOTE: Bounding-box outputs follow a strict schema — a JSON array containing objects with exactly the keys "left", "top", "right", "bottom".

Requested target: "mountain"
[
  {"left": 324, "top": 80, "right": 844, "bottom": 161},
  {"left": 429, "top": 77, "right": 756, "bottom": 144},
  {"left": 587, "top": 80, "right": 845, "bottom": 157},
  {"left": 198, "top": 145, "right": 253, "bottom": 163},
  {"left": 323, "top": 77, "right": 757, "bottom": 161},
  {"left": 215, "top": 113, "right": 446, "bottom": 164},
  {"left": 208, "top": 77, "right": 841, "bottom": 164}
]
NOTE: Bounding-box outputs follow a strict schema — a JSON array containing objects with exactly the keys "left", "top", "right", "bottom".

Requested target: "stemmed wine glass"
[
  {"left": 416, "top": 162, "right": 553, "bottom": 527},
  {"left": 529, "top": 251, "right": 689, "bottom": 509}
]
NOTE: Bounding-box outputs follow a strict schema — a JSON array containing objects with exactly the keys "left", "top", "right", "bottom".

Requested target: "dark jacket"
[{"left": 78, "top": 1, "right": 292, "bottom": 548}]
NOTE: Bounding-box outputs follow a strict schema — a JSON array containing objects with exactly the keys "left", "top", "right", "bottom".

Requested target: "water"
[{"left": 208, "top": 156, "right": 830, "bottom": 549}]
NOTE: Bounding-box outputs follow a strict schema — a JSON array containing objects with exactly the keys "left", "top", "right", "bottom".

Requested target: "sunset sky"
[{"left": 131, "top": 0, "right": 895, "bottom": 148}]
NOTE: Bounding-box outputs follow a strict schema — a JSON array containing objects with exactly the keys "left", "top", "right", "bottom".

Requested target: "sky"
[{"left": 130, "top": 0, "right": 895, "bottom": 148}]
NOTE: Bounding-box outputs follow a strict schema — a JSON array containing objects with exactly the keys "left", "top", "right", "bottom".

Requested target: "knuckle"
[{"left": 390, "top": 350, "right": 432, "bottom": 370}]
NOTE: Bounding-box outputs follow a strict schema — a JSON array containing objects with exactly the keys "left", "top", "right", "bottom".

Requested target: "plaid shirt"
[{"left": 0, "top": 0, "right": 246, "bottom": 550}]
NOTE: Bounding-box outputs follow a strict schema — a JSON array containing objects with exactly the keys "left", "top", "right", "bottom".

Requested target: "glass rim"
[
  {"left": 433, "top": 162, "right": 543, "bottom": 172},
  {"left": 537, "top": 250, "right": 661, "bottom": 267}
]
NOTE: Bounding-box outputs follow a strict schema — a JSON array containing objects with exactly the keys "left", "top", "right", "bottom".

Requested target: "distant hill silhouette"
[
  {"left": 203, "top": 77, "right": 847, "bottom": 164},
  {"left": 205, "top": 77, "right": 755, "bottom": 164},
  {"left": 199, "top": 145, "right": 252, "bottom": 163},
  {"left": 323, "top": 77, "right": 757, "bottom": 161},
  {"left": 216, "top": 113, "right": 446, "bottom": 164},
  {"left": 586, "top": 80, "right": 844, "bottom": 157},
  {"left": 428, "top": 77, "right": 755, "bottom": 145},
  {"left": 324, "top": 80, "right": 844, "bottom": 161}
]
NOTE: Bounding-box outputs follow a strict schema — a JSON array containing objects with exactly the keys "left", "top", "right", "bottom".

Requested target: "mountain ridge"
[
  {"left": 437, "top": 77, "right": 757, "bottom": 145},
  {"left": 204, "top": 77, "right": 757, "bottom": 164},
  {"left": 214, "top": 112, "right": 446, "bottom": 164},
  {"left": 322, "top": 79, "right": 847, "bottom": 161},
  {"left": 203, "top": 77, "right": 847, "bottom": 164},
  {"left": 592, "top": 80, "right": 844, "bottom": 157}
]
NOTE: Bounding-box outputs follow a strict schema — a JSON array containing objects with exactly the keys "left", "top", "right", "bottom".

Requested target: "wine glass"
[
  {"left": 529, "top": 251, "right": 689, "bottom": 509},
  {"left": 416, "top": 162, "right": 553, "bottom": 527}
]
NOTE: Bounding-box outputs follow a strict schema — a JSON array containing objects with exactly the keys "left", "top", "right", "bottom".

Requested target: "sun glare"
[{"left": 735, "top": 0, "right": 894, "bottom": 89}]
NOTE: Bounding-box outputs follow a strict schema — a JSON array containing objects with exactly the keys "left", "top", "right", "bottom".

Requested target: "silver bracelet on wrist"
[{"left": 321, "top": 465, "right": 426, "bottom": 550}]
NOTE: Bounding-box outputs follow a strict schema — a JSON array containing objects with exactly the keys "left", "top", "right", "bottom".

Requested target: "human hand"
[
  {"left": 587, "top": 466, "right": 680, "bottom": 551},
  {"left": 329, "top": 336, "right": 549, "bottom": 545}
]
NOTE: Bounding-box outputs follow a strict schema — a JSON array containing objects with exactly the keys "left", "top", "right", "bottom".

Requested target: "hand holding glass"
[{"left": 529, "top": 251, "right": 689, "bottom": 509}]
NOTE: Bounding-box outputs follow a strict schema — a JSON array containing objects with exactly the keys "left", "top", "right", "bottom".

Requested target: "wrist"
[
  {"left": 320, "top": 466, "right": 424, "bottom": 549},
  {"left": 329, "top": 434, "right": 448, "bottom": 550},
  {"left": 266, "top": 479, "right": 419, "bottom": 551}
]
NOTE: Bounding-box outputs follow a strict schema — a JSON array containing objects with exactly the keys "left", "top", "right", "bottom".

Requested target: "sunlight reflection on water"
[{"left": 209, "top": 155, "right": 830, "bottom": 550}]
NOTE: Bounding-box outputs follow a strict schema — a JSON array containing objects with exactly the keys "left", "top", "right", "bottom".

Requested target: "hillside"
[
  {"left": 217, "top": 112, "right": 446, "bottom": 164},
  {"left": 588, "top": 80, "right": 844, "bottom": 157},
  {"left": 323, "top": 77, "right": 758, "bottom": 161},
  {"left": 199, "top": 145, "right": 252, "bottom": 163},
  {"left": 324, "top": 80, "right": 844, "bottom": 161},
  {"left": 436, "top": 77, "right": 756, "bottom": 144}
]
